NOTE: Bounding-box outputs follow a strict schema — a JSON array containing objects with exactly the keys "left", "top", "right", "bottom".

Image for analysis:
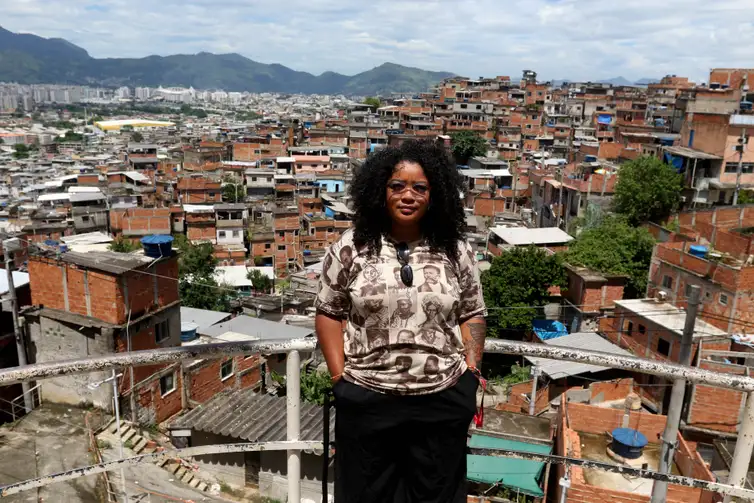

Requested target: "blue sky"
[{"left": 3, "top": 0, "right": 754, "bottom": 83}]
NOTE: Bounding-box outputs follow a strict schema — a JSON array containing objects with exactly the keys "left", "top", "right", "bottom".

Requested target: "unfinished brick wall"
[
  {"left": 133, "top": 365, "right": 183, "bottom": 424},
  {"left": 187, "top": 355, "right": 261, "bottom": 404},
  {"left": 567, "top": 402, "right": 667, "bottom": 442},
  {"left": 589, "top": 378, "right": 634, "bottom": 402},
  {"left": 687, "top": 360, "right": 745, "bottom": 434},
  {"left": 495, "top": 380, "right": 549, "bottom": 415}
]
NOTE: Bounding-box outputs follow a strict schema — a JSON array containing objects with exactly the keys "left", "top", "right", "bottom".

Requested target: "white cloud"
[{"left": 2, "top": 0, "right": 754, "bottom": 82}]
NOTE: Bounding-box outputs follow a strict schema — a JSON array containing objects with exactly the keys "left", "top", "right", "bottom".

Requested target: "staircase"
[{"left": 98, "top": 418, "right": 210, "bottom": 493}]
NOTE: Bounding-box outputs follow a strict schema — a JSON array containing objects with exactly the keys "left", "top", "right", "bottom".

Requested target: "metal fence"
[{"left": 1, "top": 338, "right": 754, "bottom": 501}]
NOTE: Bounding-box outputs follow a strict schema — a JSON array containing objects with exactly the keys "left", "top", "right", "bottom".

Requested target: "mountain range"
[{"left": 0, "top": 27, "right": 455, "bottom": 95}]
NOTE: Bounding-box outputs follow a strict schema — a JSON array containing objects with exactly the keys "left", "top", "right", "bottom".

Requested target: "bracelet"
[
  {"left": 331, "top": 373, "right": 343, "bottom": 382},
  {"left": 468, "top": 366, "right": 483, "bottom": 379}
]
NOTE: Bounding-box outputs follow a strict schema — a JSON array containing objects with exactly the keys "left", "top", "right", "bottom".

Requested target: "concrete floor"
[
  {"left": 0, "top": 403, "right": 102, "bottom": 503},
  {"left": 0, "top": 404, "right": 244, "bottom": 503},
  {"left": 578, "top": 431, "right": 679, "bottom": 496}
]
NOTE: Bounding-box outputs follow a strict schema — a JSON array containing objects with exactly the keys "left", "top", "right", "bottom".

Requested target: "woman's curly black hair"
[{"left": 350, "top": 139, "right": 467, "bottom": 264}]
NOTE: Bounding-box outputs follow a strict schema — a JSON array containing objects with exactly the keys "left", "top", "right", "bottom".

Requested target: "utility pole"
[
  {"left": 3, "top": 239, "right": 32, "bottom": 413},
  {"left": 529, "top": 366, "right": 539, "bottom": 416},
  {"left": 733, "top": 128, "right": 747, "bottom": 206},
  {"left": 650, "top": 285, "right": 701, "bottom": 503},
  {"left": 557, "top": 168, "right": 564, "bottom": 229}
]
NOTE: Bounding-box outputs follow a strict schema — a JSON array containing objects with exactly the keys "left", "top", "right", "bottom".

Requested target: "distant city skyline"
[{"left": 4, "top": 0, "right": 754, "bottom": 84}]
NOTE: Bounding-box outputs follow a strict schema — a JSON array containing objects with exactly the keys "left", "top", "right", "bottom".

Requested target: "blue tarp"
[
  {"left": 532, "top": 319, "right": 568, "bottom": 341},
  {"left": 597, "top": 114, "right": 612, "bottom": 125},
  {"left": 664, "top": 153, "right": 684, "bottom": 172}
]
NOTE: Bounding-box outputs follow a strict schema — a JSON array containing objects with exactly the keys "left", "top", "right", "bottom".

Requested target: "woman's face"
[{"left": 386, "top": 161, "right": 430, "bottom": 228}]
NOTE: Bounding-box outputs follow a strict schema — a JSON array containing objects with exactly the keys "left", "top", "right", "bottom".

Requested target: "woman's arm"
[
  {"left": 315, "top": 312, "right": 346, "bottom": 382},
  {"left": 460, "top": 316, "right": 487, "bottom": 370}
]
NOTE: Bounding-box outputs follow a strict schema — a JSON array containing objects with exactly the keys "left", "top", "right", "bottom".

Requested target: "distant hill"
[
  {"left": 598, "top": 76, "right": 634, "bottom": 86},
  {"left": 0, "top": 27, "right": 455, "bottom": 95},
  {"left": 634, "top": 78, "right": 660, "bottom": 85}
]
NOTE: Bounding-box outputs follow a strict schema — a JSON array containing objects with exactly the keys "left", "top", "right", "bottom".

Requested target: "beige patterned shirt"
[{"left": 315, "top": 229, "right": 487, "bottom": 395}]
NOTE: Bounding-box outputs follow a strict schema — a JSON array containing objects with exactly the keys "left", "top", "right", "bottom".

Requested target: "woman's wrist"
[{"left": 330, "top": 371, "right": 344, "bottom": 383}]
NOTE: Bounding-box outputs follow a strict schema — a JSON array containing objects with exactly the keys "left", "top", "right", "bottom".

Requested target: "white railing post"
[
  {"left": 287, "top": 350, "right": 301, "bottom": 503},
  {"left": 725, "top": 390, "right": 754, "bottom": 503}
]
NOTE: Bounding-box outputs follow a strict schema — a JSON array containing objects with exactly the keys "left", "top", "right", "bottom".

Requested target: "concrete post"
[
  {"left": 650, "top": 285, "right": 700, "bottom": 503},
  {"left": 725, "top": 390, "right": 754, "bottom": 503},
  {"left": 286, "top": 350, "right": 301, "bottom": 503},
  {"left": 529, "top": 366, "right": 539, "bottom": 416},
  {"left": 3, "top": 240, "right": 32, "bottom": 413}
]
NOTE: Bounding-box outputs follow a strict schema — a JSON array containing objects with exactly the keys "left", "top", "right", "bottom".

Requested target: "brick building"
[
  {"left": 177, "top": 175, "right": 222, "bottom": 204},
  {"left": 648, "top": 205, "right": 754, "bottom": 334},
  {"left": 599, "top": 298, "right": 730, "bottom": 418},
  {"left": 25, "top": 249, "right": 182, "bottom": 424}
]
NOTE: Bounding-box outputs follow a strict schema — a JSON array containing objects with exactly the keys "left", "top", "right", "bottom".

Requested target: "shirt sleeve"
[
  {"left": 315, "top": 241, "right": 351, "bottom": 318},
  {"left": 456, "top": 241, "right": 487, "bottom": 322}
]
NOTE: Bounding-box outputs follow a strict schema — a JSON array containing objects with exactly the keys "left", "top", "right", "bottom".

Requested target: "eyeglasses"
[
  {"left": 396, "top": 242, "right": 413, "bottom": 287},
  {"left": 387, "top": 180, "right": 430, "bottom": 198}
]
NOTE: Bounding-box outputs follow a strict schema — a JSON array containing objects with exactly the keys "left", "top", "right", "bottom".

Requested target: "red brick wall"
[
  {"left": 134, "top": 367, "right": 183, "bottom": 424},
  {"left": 589, "top": 378, "right": 634, "bottom": 402},
  {"left": 473, "top": 197, "right": 508, "bottom": 217},
  {"left": 187, "top": 226, "right": 216, "bottom": 241},
  {"left": 687, "top": 361, "right": 745, "bottom": 434},
  {"left": 567, "top": 402, "right": 667, "bottom": 442},
  {"left": 187, "top": 355, "right": 261, "bottom": 404},
  {"left": 495, "top": 380, "right": 549, "bottom": 415}
]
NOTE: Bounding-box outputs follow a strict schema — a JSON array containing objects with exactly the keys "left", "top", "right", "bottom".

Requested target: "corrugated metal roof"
[
  {"left": 663, "top": 146, "right": 722, "bottom": 160},
  {"left": 490, "top": 226, "right": 573, "bottom": 246},
  {"left": 170, "top": 390, "right": 333, "bottom": 443},
  {"left": 180, "top": 306, "right": 231, "bottom": 332},
  {"left": 198, "top": 315, "right": 314, "bottom": 340},
  {"left": 525, "top": 332, "right": 632, "bottom": 379}
]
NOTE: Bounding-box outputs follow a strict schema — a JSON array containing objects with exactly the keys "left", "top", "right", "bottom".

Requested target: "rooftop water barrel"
[
  {"left": 180, "top": 322, "right": 198, "bottom": 342},
  {"left": 689, "top": 245, "right": 709, "bottom": 259},
  {"left": 141, "top": 235, "right": 174, "bottom": 258},
  {"left": 611, "top": 428, "right": 648, "bottom": 460}
]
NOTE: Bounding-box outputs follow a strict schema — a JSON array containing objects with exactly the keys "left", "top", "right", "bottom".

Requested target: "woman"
[{"left": 315, "top": 140, "right": 488, "bottom": 503}]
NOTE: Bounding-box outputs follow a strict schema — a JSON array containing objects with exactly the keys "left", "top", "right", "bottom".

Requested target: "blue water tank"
[
  {"left": 689, "top": 245, "right": 709, "bottom": 259},
  {"left": 180, "top": 322, "right": 198, "bottom": 342},
  {"left": 611, "top": 428, "right": 648, "bottom": 460},
  {"left": 140, "top": 235, "right": 174, "bottom": 258}
]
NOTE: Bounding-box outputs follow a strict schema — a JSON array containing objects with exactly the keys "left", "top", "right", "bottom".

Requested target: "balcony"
[{"left": 1, "top": 339, "right": 754, "bottom": 502}]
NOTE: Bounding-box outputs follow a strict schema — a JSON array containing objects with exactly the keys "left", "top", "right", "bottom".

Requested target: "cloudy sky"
[{"left": 3, "top": 0, "right": 754, "bottom": 82}]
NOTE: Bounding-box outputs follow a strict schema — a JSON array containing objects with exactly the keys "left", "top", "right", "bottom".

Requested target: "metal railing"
[
  {"left": 0, "top": 383, "right": 42, "bottom": 422},
  {"left": 0, "top": 338, "right": 754, "bottom": 501}
]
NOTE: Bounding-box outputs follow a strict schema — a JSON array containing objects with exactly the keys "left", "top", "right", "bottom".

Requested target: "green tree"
[
  {"left": 177, "top": 239, "right": 234, "bottom": 311},
  {"left": 481, "top": 246, "right": 566, "bottom": 335},
  {"left": 612, "top": 155, "right": 683, "bottom": 225},
  {"left": 565, "top": 215, "right": 656, "bottom": 298},
  {"left": 247, "top": 269, "right": 273, "bottom": 294},
  {"left": 108, "top": 236, "right": 140, "bottom": 253},
  {"left": 449, "top": 131, "right": 488, "bottom": 165},
  {"left": 222, "top": 181, "right": 244, "bottom": 202},
  {"left": 738, "top": 190, "right": 754, "bottom": 205},
  {"left": 131, "top": 131, "right": 144, "bottom": 143},
  {"left": 300, "top": 370, "right": 333, "bottom": 406},
  {"left": 12, "top": 144, "right": 30, "bottom": 159},
  {"left": 363, "top": 97, "right": 381, "bottom": 109}
]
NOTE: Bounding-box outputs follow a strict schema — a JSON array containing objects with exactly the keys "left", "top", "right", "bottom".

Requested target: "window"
[
  {"left": 209, "top": 192, "right": 216, "bottom": 197},
  {"left": 527, "top": 91, "right": 532, "bottom": 97},
  {"left": 155, "top": 320, "right": 169, "bottom": 343},
  {"left": 278, "top": 231, "right": 285, "bottom": 237},
  {"left": 294, "top": 230, "right": 299, "bottom": 236},
  {"left": 638, "top": 324, "right": 646, "bottom": 335},
  {"left": 526, "top": 125, "right": 532, "bottom": 129},
  {"left": 531, "top": 115, "right": 537, "bottom": 120},
  {"left": 327, "top": 227, "right": 333, "bottom": 233},
  {"left": 265, "top": 243, "right": 271, "bottom": 249},
  {"left": 460, "top": 104, "right": 467, "bottom": 109},
  {"left": 251, "top": 177, "right": 257, "bottom": 181},
  {"left": 685, "top": 284, "right": 694, "bottom": 298},
  {"left": 220, "top": 359, "right": 234, "bottom": 380},
  {"left": 720, "top": 293, "right": 729, "bottom": 306},
  {"left": 725, "top": 162, "right": 754, "bottom": 174},
  {"left": 625, "top": 321, "right": 634, "bottom": 335},
  {"left": 219, "top": 230, "right": 226, "bottom": 238},
  {"left": 657, "top": 338, "right": 671, "bottom": 357},
  {"left": 278, "top": 245, "right": 286, "bottom": 251},
  {"left": 476, "top": 104, "right": 481, "bottom": 110},
  {"left": 233, "top": 230, "right": 240, "bottom": 238},
  {"left": 662, "top": 275, "right": 673, "bottom": 289},
  {"left": 81, "top": 215, "right": 90, "bottom": 222},
  {"left": 159, "top": 373, "right": 176, "bottom": 396}
]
